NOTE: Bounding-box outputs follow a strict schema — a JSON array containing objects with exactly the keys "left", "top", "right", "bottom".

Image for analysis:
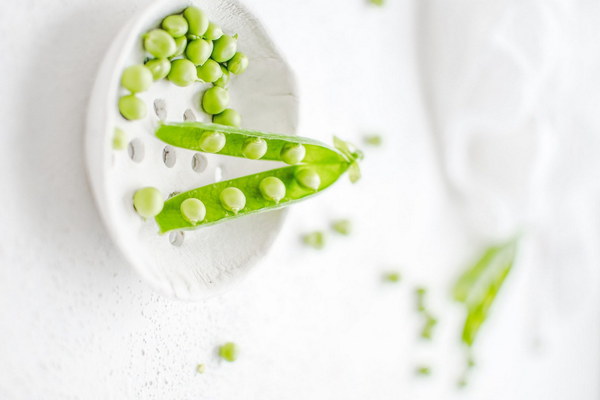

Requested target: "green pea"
[
  {"left": 241, "top": 137, "right": 267, "bottom": 159},
  {"left": 121, "top": 64, "right": 153, "bottom": 93},
  {"left": 180, "top": 198, "right": 206, "bottom": 224},
  {"left": 183, "top": 6, "right": 209, "bottom": 36},
  {"left": 144, "top": 58, "right": 171, "bottom": 80},
  {"left": 213, "top": 108, "right": 241, "bottom": 128},
  {"left": 364, "top": 134, "right": 382, "bottom": 146},
  {"left": 383, "top": 271, "right": 401, "bottom": 283},
  {"left": 201, "top": 86, "right": 229, "bottom": 115},
  {"left": 143, "top": 29, "right": 176, "bottom": 58},
  {"left": 281, "top": 143, "right": 306, "bottom": 165},
  {"left": 198, "top": 131, "right": 226, "bottom": 153},
  {"left": 295, "top": 167, "right": 320, "bottom": 190},
  {"left": 416, "top": 366, "right": 431, "bottom": 376},
  {"left": 219, "top": 187, "right": 246, "bottom": 214},
  {"left": 211, "top": 34, "right": 237, "bottom": 62},
  {"left": 227, "top": 52, "right": 248, "bottom": 75},
  {"left": 113, "top": 127, "right": 127, "bottom": 150},
  {"left": 302, "top": 231, "right": 325, "bottom": 249},
  {"left": 196, "top": 59, "right": 223, "bottom": 83},
  {"left": 172, "top": 36, "right": 187, "bottom": 58},
  {"left": 259, "top": 177, "right": 286, "bottom": 203},
  {"left": 168, "top": 59, "right": 197, "bottom": 87},
  {"left": 331, "top": 219, "right": 351, "bottom": 235},
  {"left": 204, "top": 22, "right": 223, "bottom": 40},
  {"left": 186, "top": 39, "right": 213, "bottom": 66},
  {"left": 133, "top": 187, "right": 164, "bottom": 218},
  {"left": 118, "top": 95, "right": 147, "bottom": 120},
  {"left": 213, "top": 66, "right": 230, "bottom": 88},
  {"left": 218, "top": 342, "right": 238, "bottom": 362},
  {"left": 162, "top": 14, "right": 188, "bottom": 38}
]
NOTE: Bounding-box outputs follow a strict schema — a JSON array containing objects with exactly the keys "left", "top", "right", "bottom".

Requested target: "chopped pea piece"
[
  {"left": 369, "top": 0, "right": 384, "bottom": 6},
  {"left": 415, "top": 287, "right": 427, "bottom": 312},
  {"left": 420, "top": 313, "right": 438, "bottom": 340},
  {"left": 219, "top": 342, "right": 238, "bottom": 362},
  {"left": 363, "top": 134, "right": 382, "bottom": 146},
  {"left": 331, "top": 219, "right": 352, "bottom": 235},
  {"left": 383, "top": 271, "right": 401, "bottom": 283},
  {"left": 196, "top": 363, "right": 206, "bottom": 374},
  {"left": 416, "top": 366, "right": 431, "bottom": 376},
  {"left": 302, "top": 231, "right": 325, "bottom": 249},
  {"left": 113, "top": 127, "right": 127, "bottom": 150}
]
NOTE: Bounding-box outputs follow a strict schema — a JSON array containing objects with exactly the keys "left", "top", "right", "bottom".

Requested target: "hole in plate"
[
  {"left": 214, "top": 165, "right": 224, "bottom": 181},
  {"left": 162, "top": 145, "right": 176, "bottom": 168},
  {"left": 191, "top": 153, "right": 207, "bottom": 173},
  {"left": 127, "top": 138, "right": 145, "bottom": 163},
  {"left": 169, "top": 231, "right": 184, "bottom": 247},
  {"left": 154, "top": 98, "right": 167, "bottom": 120},
  {"left": 183, "top": 109, "right": 196, "bottom": 121}
]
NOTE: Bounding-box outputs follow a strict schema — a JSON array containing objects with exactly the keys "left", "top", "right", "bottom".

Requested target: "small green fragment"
[
  {"left": 415, "top": 287, "right": 427, "bottom": 312},
  {"left": 113, "top": 127, "right": 127, "bottom": 150},
  {"left": 416, "top": 366, "right": 431, "bottom": 376},
  {"left": 196, "top": 363, "right": 206, "bottom": 374},
  {"left": 363, "top": 134, "right": 382, "bottom": 146},
  {"left": 369, "top": 0, "right": 384, "bottom": 5},
  {"left": 218, "top": 342, "right": 238, "bottom": 362},
  {"left": 331, "top": 219, "right": 351, "bottom": 235},
  {"left": 420, "top": 313, "right": 438, "bottom": 340},
  {"left": 302, "top": 231, "right": 325, "bottom": 249},
  {"left": 382, "top": 271, "right": 401, "bottom": 283}
]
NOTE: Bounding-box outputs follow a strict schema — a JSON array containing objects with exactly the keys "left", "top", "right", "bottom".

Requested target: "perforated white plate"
[{"left": 86, "top": 0, "right": 298, "bottom": 300}]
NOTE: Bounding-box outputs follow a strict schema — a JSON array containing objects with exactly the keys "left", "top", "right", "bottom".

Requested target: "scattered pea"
[
  {"left": 145, "top": 58, "right": 171, "bottom": 80},
  {"left": 213, "top": 108, "right": 241, "bottom": 127},
  {"left": 113, "top": 127, "right": 127, "bottom": 150},
  {"left": 369, "top": 0, "right": 384, "bottom": 5},
  {"left": 196, "top": 364, "right": 206, "bottom": 374},
  {"left": 363, "top": 134, "right": 382, "bottom": 146},
  {"left": 415, "top": 366, "right": 431, "bottom": 376},
  {"left": 118, "top": 95, "right": 147, "bottom": 120},
  {"left": 218, "top": 342, "right": 238, "bottom": 362},
  {"left": 186, "top": 39, "right": 213, "bottom": 66},
  {"left": 202, "top": 86, "right": 229, "bottom": 114},
  {"left": 302, "top": 231, "right": 325, "bottom": 249},
  {"left": 227, "top": 52, "right": 248, "bottom": 75},
  {"left": 121, "top": 64, "right": 153, "bottom": 93},
  {"left": 184, "top": 6, "right": 209, "bottom": 37},
  {"left": 241, "top": 137, "right": 267, "bottom": 159},
  {"left": 220, "top": 187, "right": 246, "bottom": 214},
  {"left": 180, "top": 198, "right": 206, "bottom": 224},
  {"left": 383, "top": 271, "right": 401, "bottom": 283},
  {"left": 172, "top": 36, "right": 188, "bottom": 58},
  {"left": 211, "top": 34, "right": 237, "bottom": 63},
  {"left": 133, "top": 187, "right": 164, "bottom": 218},
  {"left": 198, "top": 131, "right": 226, "bottom": 153},
  {"left": 196, "top": 59, "right": 223, "bottom": 83},
  {"left": 214, "top": 66, "right": 230, "bottom": 88},
  {"left": 143, "top": 29, "right": 176, "bottom": 58},
  {"left": 168, "top": 59, "right": 197, "bottom": 86},
  {"left": 281, "top": 143, "right": 306, "bottom": 165},
  {"left": 415, "top": 287, "right": 427, "bottom": 312},
  {"left": 259, "top": 177, "right": 286, "bottom": 203},
  {"left": 162, "top": 14, "right": 188, "bottom": 37},
  {"left": 331, "top": 219, "right": 351, "bottom": 235},
  {"left": 295, "top": 167, "right": 320, "bottom": 190},
  {"left": 204, "top": 21, "right": 223, "bottom": 40},
  {"left": 420, "top": 313, "right": 438, "bottom": 340}
]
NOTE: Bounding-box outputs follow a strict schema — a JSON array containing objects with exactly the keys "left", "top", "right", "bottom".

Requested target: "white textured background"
[{"left": 1, "top": 0, "right": 599, "bottom": 399}]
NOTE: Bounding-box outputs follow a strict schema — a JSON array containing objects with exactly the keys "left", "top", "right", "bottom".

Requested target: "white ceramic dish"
[{"left": 86, "top": 0, "right": 298, "bottom": 300}]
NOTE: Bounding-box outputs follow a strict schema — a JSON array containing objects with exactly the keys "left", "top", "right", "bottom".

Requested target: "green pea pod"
[{"left": 153, "top": 122, "right": 362, "bottom": 233}]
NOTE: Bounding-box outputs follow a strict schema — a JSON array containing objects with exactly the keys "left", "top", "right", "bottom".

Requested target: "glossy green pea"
[
  {"left": 144, "top": 29, "right": 176, "bottom": 58},
  {"left": 198, "top": 131, "right": 226, "bottom": 153},
  {"left": 133, "top": 187, "right": 164, "bottom": 218},
  {"left": 201, "top": 86, "right": 229, "bottom": 114},
  {"left": 213, "top": 66, "right": 230, "bottom": 88},
  {"left": 186, "top": 39, "right": 213, "bottom": 66},
  {"left": 121, "top": 64, "right": 153, "bottom": 93},
  {"left": 113, "top": 127, "right": 127, "bottom": 150},
  {"left": 168, "top": 59, "right": 197, "bottom": 86},
  {"left": 211, "top": 34, "right": 237, "bottom": 62},
  {"left": 213, "top": 109, "right": 241, "bottom": 128},
  {"left": 172, "top": 36, "right": 187, "bottom": 58},
  {"left": 218, "top": 342, "right": 238, "bottom": 362},
  {"left": 180, "top": 198, "right": 206, "bottom": 224},
  {"left": 220, "top": 187, "right": 246, "bottom": 214},
  {"left": 241, "top": 137, "right": 267, "bottom": 159},
  {"left": 281, "top": 143, "right": 306, "bottom": 165},
  {"left": 204, "top": 22, "right": 223, "bottom": 40},
  {"left": 184, "top": 6, "right": 209, "bottom": 36},
  {"left": 295, "top": 167, "right": 320, "bottom": 190},
  {"left": 162, "top": 14, "right": 188, "bottom": 38},
  {"left": 196, "top": 59, "right": 223, "bottom": 83},
  {"left": 145, "top": 58, "right": 171, "bottom": 80},
  {"left": 227, "top": 52, "right": 248, "bottom": 75},
  {"left": 119, "top": 95, "right": 147, "bottom": 120},
  {"left": 259, "top": 177, "right": 286, "bottom": 203}
]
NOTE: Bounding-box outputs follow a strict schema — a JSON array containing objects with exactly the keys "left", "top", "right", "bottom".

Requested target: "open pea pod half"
[{"left": 154, "top": 122, "right": 362, "bottom": 234}]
